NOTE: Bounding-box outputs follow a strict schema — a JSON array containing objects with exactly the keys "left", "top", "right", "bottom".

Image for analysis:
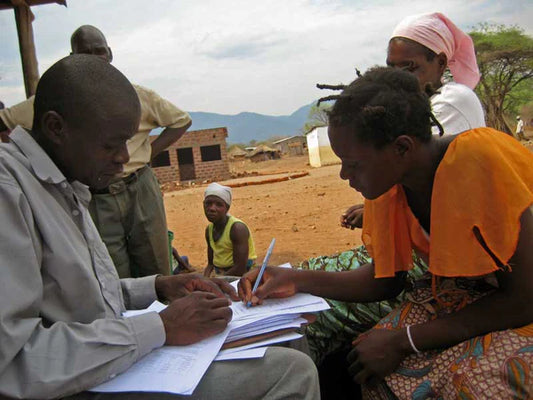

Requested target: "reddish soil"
[{"left": 164, "top": 155, "right": 364, "bottom": 271}]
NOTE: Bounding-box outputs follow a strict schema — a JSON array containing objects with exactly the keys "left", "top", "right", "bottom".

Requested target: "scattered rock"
[
  {"left": 317, "top": 192, "right": 326, "bottom": 196},
  {"left": 291, "top": 224, "right": 299, "bottom": 232}
]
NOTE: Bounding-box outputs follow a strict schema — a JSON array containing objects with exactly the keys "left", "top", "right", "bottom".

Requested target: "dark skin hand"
[
  {"left": 155, "top": 274, "right": 239, "bottom": 345},
  {"left": 159, "top": 292, "right": 232, "bottom": 345},
  {"left": 155, "top": 273, "right": 239, "bottom": 302},
  {"left": 238, "top": 262, "right": 405, "bottom": 306},
  {"left": 341, "top": 203, "right": 364, "bottom": 229},
  {"left": 347, "top": 329, "right": 409, "bottom": 386}
]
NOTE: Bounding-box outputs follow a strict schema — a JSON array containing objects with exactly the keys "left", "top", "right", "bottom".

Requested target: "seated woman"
[
  {"left": 303, "top": 12, "right": 488, "bottom": 366},
  {"left": 203, "top": 182, "right": 257, "bottom": 277},
  {"left": 240, "top": 67, "right": 533, "bottom": 399}
]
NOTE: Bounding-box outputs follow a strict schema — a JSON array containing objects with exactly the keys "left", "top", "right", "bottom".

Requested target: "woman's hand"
[
  {"left": 341, "top": 204, "right": 364, "bottom": 229},
  {"left": 237, "top": 266, "right": 299, "bottom": 306},
  {"left": 347, "top": 328, "right": 411, "bottom": 385}
]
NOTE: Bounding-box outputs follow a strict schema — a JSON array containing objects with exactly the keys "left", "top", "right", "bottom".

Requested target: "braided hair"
[{"left": 317, "top": 67, "right": 442, "bottom": 148}]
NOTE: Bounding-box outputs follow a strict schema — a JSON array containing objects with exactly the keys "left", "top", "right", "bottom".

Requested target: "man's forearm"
[{"left": 150, "top": 121, "right": 192, "bottom": 159}]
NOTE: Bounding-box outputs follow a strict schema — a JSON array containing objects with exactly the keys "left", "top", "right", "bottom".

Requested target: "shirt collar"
[
  {"left": 9, "top": 127, "right": 93, "bottom": 204},
  {"left": 9, "top": 126, "right": 68, "bottom": 185}
]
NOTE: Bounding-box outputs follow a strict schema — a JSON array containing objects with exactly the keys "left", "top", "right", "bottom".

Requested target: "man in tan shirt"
[{"left": 0, "top": 25, "right": 192, "bottom": 278}]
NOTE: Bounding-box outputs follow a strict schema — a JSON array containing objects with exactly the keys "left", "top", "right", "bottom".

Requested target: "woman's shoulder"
[
  {"left": 438, "top": 81, "right": 478, "bottom": 100},
  {"left": 440, "top": 128, "right": 533, "bottom": 181},
  {"left": 433, "top": 82, "right": 483, "bottom": 113}
]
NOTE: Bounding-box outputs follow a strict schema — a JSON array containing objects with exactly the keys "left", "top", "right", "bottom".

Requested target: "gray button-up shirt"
[{"left": 0, "top": 127, "right": 166, "bottom": 399}]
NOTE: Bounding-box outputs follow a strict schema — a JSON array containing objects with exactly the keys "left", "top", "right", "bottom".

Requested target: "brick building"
[{"left": 150, "top": 127, "right": 231, "bottom": 184}]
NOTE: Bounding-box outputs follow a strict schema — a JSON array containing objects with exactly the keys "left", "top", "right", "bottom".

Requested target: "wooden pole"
[{"left": 14, "top": 4, "right": 39, "bottom": 98}]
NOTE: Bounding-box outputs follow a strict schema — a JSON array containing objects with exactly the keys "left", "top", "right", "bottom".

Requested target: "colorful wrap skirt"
[{"left": 298, "top": 246, "right": 533, "bottom": 399}]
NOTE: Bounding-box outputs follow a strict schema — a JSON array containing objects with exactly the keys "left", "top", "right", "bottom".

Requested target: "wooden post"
[{"left": 14, "top": 4, "right": 39, "bottom": 98}]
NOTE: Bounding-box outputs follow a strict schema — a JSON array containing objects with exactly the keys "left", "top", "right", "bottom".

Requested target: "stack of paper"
[{"left": 91, "top": 276, "right": 329, "bottom": 395}]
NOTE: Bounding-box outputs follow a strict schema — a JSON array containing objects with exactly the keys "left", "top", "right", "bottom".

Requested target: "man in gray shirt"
[{"left": 0, "top": 55, "right": 319, "bottom": 399}]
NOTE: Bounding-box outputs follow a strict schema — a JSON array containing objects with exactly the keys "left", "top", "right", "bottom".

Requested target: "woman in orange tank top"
[{"left": 240, "top": 67, "right": 533, "bottom": 399}]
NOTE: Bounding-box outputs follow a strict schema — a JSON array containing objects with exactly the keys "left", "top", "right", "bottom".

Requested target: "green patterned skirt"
[{"left": 297, "top": 245, "right": 426, "bottom": 364}]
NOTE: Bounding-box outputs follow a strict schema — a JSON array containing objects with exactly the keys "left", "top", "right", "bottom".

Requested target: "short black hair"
[
  {"left": 32, "top": 54, "right": 139, "bottom": 132},
  {"left": 70, "top": 25, "right": 107, "bottom": 50},
  {"left": 319, "top": 67, "right": 435, "bottom": 148}
]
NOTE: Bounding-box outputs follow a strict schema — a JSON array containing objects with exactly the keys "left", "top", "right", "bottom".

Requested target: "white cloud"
[{"left": 1, "top": 0, "right": 532, "bottom": 114}]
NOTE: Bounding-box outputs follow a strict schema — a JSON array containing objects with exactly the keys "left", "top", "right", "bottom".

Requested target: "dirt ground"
[{"left": 164, "top": 155, "right": 364, "bottom": 271}]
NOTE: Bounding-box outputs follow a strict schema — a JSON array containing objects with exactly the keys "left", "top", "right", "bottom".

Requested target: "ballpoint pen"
[{"left": 246, "top": 238, "right": 276, "bottom": 307}]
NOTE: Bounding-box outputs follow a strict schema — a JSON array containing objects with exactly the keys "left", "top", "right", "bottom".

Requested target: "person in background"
[
  {"left": 0, "top": 25, "right": 192, "bottom": 279},
  {"left": 241, "top": 67, "right": 533, "bottom": 399},
  {"left": 516, "top": 115, "right": 526, "bottom": 141},
  {"left": 0, "top": 54, "right": 320, "bottom": 400},
  {"left": 341, "top": 12, "right": 485, "bottom": 230},
  {"left": 203, "top": 182, "right": 257, "bottom": 277}
]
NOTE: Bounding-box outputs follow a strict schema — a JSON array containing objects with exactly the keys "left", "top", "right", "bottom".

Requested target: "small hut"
[
  {"left": 248, "top": 145, "right": 280, "bottom": 163},
  {"left": 272, "top": 135, "right": 307, "bottom": 156},
  {"left": 228, "top": 146, "right": 247, "bottom": 160}
]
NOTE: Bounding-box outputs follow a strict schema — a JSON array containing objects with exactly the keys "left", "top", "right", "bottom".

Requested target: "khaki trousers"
[
  {"left": 64, "top": 347, "right": 320, "bottom": 400},
  {"left": 89, "top": 166, "right": 170, "bottom": 278}
]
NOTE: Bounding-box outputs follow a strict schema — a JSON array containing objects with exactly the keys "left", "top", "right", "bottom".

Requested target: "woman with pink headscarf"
[
  {"left": 387, "top": 12, "right": 485, "bottom": 135},
  {"left": 342, "top": 12, "right": 485, "bottom": 229}
]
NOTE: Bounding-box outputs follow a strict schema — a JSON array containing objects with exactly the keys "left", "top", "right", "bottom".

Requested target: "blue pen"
[{"left": 246, "top": 238, "right": 276, "bottom": 308}]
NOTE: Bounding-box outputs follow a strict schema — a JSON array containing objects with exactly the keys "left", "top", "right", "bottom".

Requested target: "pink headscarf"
[{"left": 391, "top": 12, "right": 480, "bottom": 89}]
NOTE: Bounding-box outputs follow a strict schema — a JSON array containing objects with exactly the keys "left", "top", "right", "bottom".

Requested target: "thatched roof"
[
  {"left": 248, "top": 145, "right": 279, "bottom": 157},
  {"left": 229, "top": 147, "right": 247, "bottom": 157}
]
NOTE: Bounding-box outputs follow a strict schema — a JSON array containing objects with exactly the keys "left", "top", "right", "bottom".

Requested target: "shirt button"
[
  {"left": 72, "top": 209, "right": 80, "bottom": 216},
  {"left": 61, "top": 182, "right": 67, "bottom": 188}
]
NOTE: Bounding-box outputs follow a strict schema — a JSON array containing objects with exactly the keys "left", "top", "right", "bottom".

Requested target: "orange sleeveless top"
[{"left": 362, "top": 128, "right": 533, "bottom": 278}]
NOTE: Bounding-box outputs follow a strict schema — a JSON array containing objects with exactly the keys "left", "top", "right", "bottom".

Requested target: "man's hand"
[
  {"left": 347, "top": 328, "right": 411, "bottom": 386},
  {"left": 156, "top": 274, "right": 238, "bottom": 302},
  {"left": 238, "top": 267, "right": 298, "bottom": 306},
  {"left": 160, "top": 292, "right": 232, "bottom": 345},
  {"left": 341, "top": 204, "right": 364, "bottom": 229}
]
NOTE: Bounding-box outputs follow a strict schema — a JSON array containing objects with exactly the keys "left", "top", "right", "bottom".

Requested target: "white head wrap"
[{"left": 204, "top": 182, "right": 232, "bottom": 206}]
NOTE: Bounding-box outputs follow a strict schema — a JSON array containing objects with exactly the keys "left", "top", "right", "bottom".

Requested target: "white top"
[
  {"left": 516, "top": 119, "right": 524, "bottom": 134},
  {"left": 430, "top": 81, "right": 485, "bottom": 136}
]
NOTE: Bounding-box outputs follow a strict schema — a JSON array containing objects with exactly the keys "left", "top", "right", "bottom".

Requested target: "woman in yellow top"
[
  {"left": 239, "top": 67, "right": 533, "bottom": 399},
  {"left": 203, "top": 183, "right": 257, "bottom": 277}
]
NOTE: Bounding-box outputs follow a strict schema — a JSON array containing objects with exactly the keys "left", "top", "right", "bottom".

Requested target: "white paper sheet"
[
  {"left": 91, "top": 326, "right": 230, "bottom": 395},
  {"left": 221, "top": 332, "right": 303, "bottom": 353},
  {"left": 91, "top": 266, "right": 329, "bottom": 396},
  {"left": 214, "top": 347, "right": 267, "bottom": 361}
]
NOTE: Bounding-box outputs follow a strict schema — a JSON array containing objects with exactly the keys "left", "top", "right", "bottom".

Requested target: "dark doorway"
[{"left": 177, "top": 147, "right": 195, "bottom": 181}]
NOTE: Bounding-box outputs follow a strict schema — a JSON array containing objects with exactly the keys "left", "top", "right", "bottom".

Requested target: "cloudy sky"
[{"left": 1, "top": 0, "right": 532, "bottom": 115}]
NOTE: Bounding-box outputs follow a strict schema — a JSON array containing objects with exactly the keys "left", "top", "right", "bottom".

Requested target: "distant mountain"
[{"left": 188, "top": 102, "right": 315, "bottom": 144}]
